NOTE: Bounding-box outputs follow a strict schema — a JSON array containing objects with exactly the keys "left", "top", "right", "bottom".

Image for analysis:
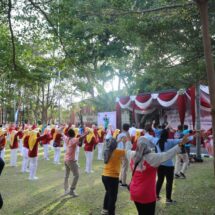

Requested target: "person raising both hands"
[{"left": 129, "top": 134, "right": 190, "bottom": 215}]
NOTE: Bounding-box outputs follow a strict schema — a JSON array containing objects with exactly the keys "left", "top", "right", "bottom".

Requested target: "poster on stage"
[{"left": 97, "top": 112, "right": 116, "bottom": 130}]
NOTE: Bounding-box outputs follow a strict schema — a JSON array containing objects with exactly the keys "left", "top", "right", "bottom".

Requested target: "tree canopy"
[{"left": 0, "top": 0, "right": 214, "bottom": 123}]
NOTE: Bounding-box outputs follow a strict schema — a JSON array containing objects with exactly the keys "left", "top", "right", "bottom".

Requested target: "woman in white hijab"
[{"left": 129, "top": 135, "right": 189, "bottom": 215}]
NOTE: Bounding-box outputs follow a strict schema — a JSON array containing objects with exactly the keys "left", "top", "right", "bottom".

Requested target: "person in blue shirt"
[
  {"left": 155, "top": 129, "right": 185, "bottom": 203},
  {"left": 182, "top": 125, "right": 192, "bottom": 156},
  {"left": 151, "top": 120, "right": 162, "bottom": 138}
]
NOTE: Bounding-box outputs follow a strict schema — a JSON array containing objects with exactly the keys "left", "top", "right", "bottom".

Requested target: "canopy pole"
[{"left": 195, "top": 82, "right": 202, "bottom": 160}]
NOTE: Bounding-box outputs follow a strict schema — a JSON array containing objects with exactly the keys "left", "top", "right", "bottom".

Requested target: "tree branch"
[
  {"left": 28, "top": 0, "right": 68, "bottom": 56},
  {"left": 76, "top": 2, "right": 195, "bottom": 17},
  {"left": 7, "top": 0, "right": 17, "bottom": 71}
]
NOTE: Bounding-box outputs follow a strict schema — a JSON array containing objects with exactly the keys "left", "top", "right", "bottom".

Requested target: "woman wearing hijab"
[
  {"left": 101, "top": 133, "right": 131, "bottom": 215},
  {"left": 129, "top": 134, "right": 189, "bottom": 215},
  {"left": 84, "top": 128, "right": 97, "bottom": 173}
]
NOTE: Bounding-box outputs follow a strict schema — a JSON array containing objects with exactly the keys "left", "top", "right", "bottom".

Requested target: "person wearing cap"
[
  {"left": 129, "top": 135, "right": 190, "bottom": 215},
  {"left": 53, "top": 128, "right": 63, "bottom": 165}
]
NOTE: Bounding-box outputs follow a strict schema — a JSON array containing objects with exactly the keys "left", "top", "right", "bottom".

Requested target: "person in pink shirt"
[
  {"left": 129, "top": 135, "right": 189, "bottom": 215},
  {"left": 64, "top": 129, "right": 88, "bottom": 197}
]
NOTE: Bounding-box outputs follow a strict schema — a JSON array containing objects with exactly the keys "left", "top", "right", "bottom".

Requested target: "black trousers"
[
  {"left": 134, "top": 201, "right": 156, "bottom": 215},
  {"left": 156, "top": 165, "right": 174, "bottom": 200},
  {"left": 0, "top": 194, "right": 3, "bottom": 209},
  {"left": 0, "top": 158, "right": 4, "bottom": 209},
  {"left": 102, "top": 176, "right": 119, "bottom": 215}
]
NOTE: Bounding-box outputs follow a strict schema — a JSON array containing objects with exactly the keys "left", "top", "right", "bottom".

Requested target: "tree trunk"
[
  {"left": 196, "top": 0, "right": 215, "bottom": 175},
  {"left": 195, "top": 82, "right": 202, "bottom": 159}
]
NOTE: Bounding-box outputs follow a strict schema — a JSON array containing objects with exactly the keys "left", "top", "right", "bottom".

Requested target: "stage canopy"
[{"left": 115, "top": 85, "right": 211, "bottom": 129}]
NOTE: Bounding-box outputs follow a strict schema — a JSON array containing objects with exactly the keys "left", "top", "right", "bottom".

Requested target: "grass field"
[{"left": 0, "top": 146, "right": 215, "bottom": 215}]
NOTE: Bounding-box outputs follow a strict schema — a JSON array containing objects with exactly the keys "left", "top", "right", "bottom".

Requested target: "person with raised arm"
[
  {"left": 129, "top": 135, "right": 190, "bottom": 215},
  {"left": 64, "top": 129, "right": 88, "bottom": 197}
]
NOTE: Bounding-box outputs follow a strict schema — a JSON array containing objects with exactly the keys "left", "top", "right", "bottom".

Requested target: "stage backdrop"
[{"left": 97, "top": 112, "right": 116, "bottom": 130}]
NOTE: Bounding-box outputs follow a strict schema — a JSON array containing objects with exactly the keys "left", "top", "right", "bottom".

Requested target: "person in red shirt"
[
  {"left": 131, "top": 130, "right": 142, "bottom": 151},
  {"left": 84, "top": 128, "right": 97, "bottom": 173},
  {"left": 21, "top": 130, "right": 30, "bottom": 173},
  {"left": 28, "top": 129, "right": 47, "bottom": 180},
  {"left": 10, "top": 129, "right": 23, "bottom": 167},
  {"left": 97, "top": 126, "right": 106, "bottom": 160},
  {"left": 0, "top": 129, "right": 7, "bottom": 161},
  {"left": 41, "top": 126, "right": 52, "bottom": 160},
  {"left": 129, "top": 136, "right": 189, "bottom": 215},
  {"left": 53, "top": 128, "right": 63, "bottom": 164}
]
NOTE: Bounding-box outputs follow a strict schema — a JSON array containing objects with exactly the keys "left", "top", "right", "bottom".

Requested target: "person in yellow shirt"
[{"left": 101, "top": 133, "right": 131, "bottom": 215}]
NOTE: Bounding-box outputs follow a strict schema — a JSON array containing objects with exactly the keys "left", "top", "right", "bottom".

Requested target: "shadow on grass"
[{"left": 30, "top": 195, "right": 72, "bottom": 215}]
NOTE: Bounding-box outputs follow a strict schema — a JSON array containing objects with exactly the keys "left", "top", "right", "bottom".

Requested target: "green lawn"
[{"left": 0, "top": 146, "right": 215, "bottom": 215}]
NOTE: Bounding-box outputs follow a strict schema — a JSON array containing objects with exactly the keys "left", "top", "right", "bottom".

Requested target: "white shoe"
[
  {"left": 90, "top": 170, "right": 94, "bottom": 173},
  {"left": 64, "top": 190, "right": 70, "bottom": 195},
  {"left": 33, "top": 177, "right": 39, "bottom": 180}
]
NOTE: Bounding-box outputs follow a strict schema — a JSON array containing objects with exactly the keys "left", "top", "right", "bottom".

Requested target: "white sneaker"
[
  {"left": 33, "top": 177, "right": 39, "bottom": 180},
  {"left": 64, "top": 190, "right": 70, "bottom": 195}
]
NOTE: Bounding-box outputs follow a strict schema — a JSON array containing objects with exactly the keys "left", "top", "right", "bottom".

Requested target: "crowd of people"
[{"left": 0, "top": 121, "right": 213, "bottom": 214}]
